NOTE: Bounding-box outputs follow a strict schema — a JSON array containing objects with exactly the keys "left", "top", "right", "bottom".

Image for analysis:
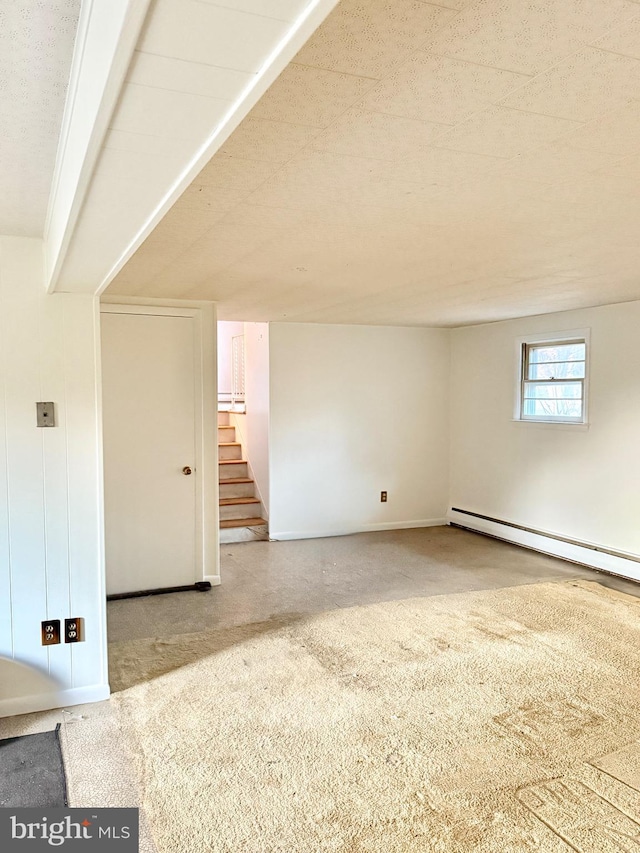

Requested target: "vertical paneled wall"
[{"left": 0, "top": 236, "right": 108, "bottom": 716}]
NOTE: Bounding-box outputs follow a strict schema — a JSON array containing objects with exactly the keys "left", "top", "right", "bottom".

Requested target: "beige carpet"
[{"left": 109, "top": 581, "right": 640, "bottom": 852}]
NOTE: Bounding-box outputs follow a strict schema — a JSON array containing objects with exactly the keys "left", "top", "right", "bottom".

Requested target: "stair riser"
[
  {"left": 219, "top": 482, "right": 255, "bottom": 499},
  {"left": 217, "top": 412, "right": 230, "bottom": 426},
  {"left": 219, "top": 462, "right": 248, "bottom": 478},
  {"left": 218, "top": 427, "right": 235, "bottom": 442},
  {"left": 219, "top": 445, "right": 242, "bottom": 461},
  {"left": 219, "top": 503, "right": 262, "bottom": 521}
]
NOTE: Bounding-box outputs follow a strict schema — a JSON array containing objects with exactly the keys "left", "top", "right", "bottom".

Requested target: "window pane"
[
  {"left": 527, "top": 360, "right": 585, "bottom": 380},
  {"left": 522, "top": 399, "right": 583, "bottom": 418},
  {"left": 529, "top": 342, "right": 585, "bottom": 363},
  {"left": 524, "top": 382, "right": 582, "bottom": 399}
]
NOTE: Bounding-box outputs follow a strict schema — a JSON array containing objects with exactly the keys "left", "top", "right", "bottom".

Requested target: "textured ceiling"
[
  {"left": 108, "top": 0, "right": 640, "bottom": 327},
  {"left": 0, "top": 1, "right": 81, "bottom": 237}
]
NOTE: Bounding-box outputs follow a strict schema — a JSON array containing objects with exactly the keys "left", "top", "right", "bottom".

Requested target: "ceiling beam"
[
  {"left": 44, "top": 0, "right": 153, "bottom": 294},
  {"left": 47, "top": 0, "right": 339, "bottom": 296}
]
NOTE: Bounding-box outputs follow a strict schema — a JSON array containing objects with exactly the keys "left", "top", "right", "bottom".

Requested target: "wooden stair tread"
[
  {"left": 218, "top": 425, "right": 234, "bottom": 429},
  {"left": 220, "top": 517, "right": 266, "bottom": 529},
  {"left": 219, "top": 497, "right": 260, "bottom": 506},
  {"left": 218, "top": 442, "right": 241, "bottom": 447},
  {"left": 219, "top": 459, "right": 247, "bottom": 465},
  {"left": 219, "top": 477, "right": 253, "bottom": 484}
]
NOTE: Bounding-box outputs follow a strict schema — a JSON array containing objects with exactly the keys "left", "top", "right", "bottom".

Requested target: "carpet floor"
[{"left": 108, "top": 580, "right": 640, "bottom": 852}]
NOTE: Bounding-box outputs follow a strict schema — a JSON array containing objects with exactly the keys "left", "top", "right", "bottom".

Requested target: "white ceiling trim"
[
  {"left": 91, "top": 0, "right": 340, "bottom": 296},
  {"left": 44, "top": 0, "right": 153, "bottom": 293}
]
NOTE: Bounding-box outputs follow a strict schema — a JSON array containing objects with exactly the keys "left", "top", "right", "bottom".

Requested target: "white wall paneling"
[{"left": 0, "top": 236, "right": 108, "bottom": 718}]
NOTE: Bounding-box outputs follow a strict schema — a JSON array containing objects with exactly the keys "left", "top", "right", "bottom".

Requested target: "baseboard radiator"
[{"left": 448, "top": 507, "right": 640, "bottom": 582}]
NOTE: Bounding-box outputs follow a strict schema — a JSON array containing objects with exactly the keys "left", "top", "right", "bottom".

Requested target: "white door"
[{"left": 102, "top": 311, "right": 197, "bottom": 596}]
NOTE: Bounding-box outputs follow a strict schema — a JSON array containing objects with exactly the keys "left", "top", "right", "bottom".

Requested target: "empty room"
[{"left": 1, "top": 0, "right": 640, "bottom": 850}]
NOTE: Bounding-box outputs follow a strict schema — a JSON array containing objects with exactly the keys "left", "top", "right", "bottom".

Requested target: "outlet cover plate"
[
  {"left": 64, "top": 617, "right": 84, "bottom": 643},
  {"left": 41, "top": 620, "right": 61, "bottom": 646},
  {"left": 36, "top": 402, "right": 56, "bottom": 427}
]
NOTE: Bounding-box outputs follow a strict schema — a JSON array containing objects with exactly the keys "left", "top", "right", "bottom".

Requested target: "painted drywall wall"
[
  {"left": 269, "top": 323, "right": 450, "bottom": 539},
  {"left": 0, "top": 236, "right": 108, "bottom": 717},
  {"left": 450, "top": 300, "right": 640, "bottom": 557},
  {"left": 217, "top": 321, "right": 244, "bottom": 399},
  {"left": 231, "top": 322, "right": 270, "bottom": 515}
]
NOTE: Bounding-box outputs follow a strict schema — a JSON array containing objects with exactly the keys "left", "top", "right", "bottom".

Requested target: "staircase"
[{"left": 218, "top": 412, "right": 267, "bottom": 543}]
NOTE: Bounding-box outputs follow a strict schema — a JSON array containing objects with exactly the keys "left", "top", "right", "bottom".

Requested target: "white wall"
[
  {"left": 450, "top": 301, "right": 640, "bottom": 559},
  {"left": 269, "top": 323, "right": 450, "bottom": 539},
  {"left": 217, "top": 321, "right": 244, "bottom": 397},
  {"left": 231, "top": 322, "right": 270, "bottom": 515},
  {"left": 0, "top": 237, "right": 108, "bottom": 717}
]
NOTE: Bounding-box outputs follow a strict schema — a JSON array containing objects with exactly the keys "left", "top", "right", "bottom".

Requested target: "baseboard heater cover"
[
  {"left": 449, "top": 509, "right": 640, "bottom": 584},
  {"left": 107, "top": 581, "right": 212, "bottom": 601},
  {"left": 450, "top": 508, "right": 640, "bottom": 565}
]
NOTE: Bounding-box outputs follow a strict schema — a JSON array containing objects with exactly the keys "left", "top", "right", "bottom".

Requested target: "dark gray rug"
[{"left": 0, "top": 725, "right": 67, "bottom": 807}]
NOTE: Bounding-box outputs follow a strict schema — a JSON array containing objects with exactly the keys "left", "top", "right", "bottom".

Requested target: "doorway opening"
[
  {"left": 217, "top": 321, "right": 270, "bottom": 544},
  {"left": 100, "top": 302, "right": 219, "bottom": 601}
]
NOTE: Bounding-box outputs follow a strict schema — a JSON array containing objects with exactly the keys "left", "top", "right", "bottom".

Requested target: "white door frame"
[{"left": 100, "top": 296, "right": 220, "bottom": 586}]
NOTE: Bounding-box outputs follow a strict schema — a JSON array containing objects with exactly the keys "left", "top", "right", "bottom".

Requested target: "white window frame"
[{"left": 514, "top": 328, "right": 590, "bottom": 426}]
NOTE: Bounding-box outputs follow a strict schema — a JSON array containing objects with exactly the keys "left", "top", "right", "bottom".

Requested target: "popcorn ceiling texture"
[
  {"left": 0, "top": 1, "right": 81, "bottom": 236},
  {"left": 108, "top": 580, "right": 640, "bottom": 852},
  {"left": 108, "top": 0, "right": 640, "bottom": 327}
]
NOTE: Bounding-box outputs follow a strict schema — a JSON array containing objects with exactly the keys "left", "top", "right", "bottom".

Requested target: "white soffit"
[
  {"left": 106, "top": 0, "right": 640, "bottom": 327},
  {"left": 51, "top": 0, "right": 340, "bottom": 294},
  {"left": 0, "top": 1, "right": 81, "bottom": 237}
]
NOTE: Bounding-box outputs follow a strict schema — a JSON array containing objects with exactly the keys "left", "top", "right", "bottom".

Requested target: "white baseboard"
[
  {"left": 0, "top": 684, "right": 111, "bottom": 720},
  {"left": 270, "top": 518, "right": 447, "bottom": 541},
  {"left": 204, "top": 574, "right": 221, "bottom": 586},
  {"left": 448, "top": 509, "right": 640, "bottom": 584}
]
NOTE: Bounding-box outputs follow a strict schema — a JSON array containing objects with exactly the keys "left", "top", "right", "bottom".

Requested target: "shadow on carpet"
[{"left": 108, "top": 613, "right": 302, "bottom": 692}]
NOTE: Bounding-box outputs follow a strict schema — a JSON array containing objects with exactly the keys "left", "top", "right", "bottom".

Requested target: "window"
[{"left": 519, "top": 337, "right": 587, "bottom": 423}]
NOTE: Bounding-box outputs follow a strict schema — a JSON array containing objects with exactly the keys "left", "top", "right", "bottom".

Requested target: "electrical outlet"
[
  {"left": 64, "top": 618, "right": 84, "bottom": 644},
  {"left": 381, "top": 491, "right": 388, "bottom": 502},
  {"left": 41, "top": 620, "right": 61, "bottom": 646}
]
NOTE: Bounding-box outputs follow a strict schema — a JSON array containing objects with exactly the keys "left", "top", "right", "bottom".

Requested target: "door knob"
[{"left": 182, "top": 466, "right": 192, "bottom": 475}]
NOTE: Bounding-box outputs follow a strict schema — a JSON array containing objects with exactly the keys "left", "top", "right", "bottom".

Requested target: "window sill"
[{"left": 511, "top": 419, "right": 590, "bottom": 431}]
